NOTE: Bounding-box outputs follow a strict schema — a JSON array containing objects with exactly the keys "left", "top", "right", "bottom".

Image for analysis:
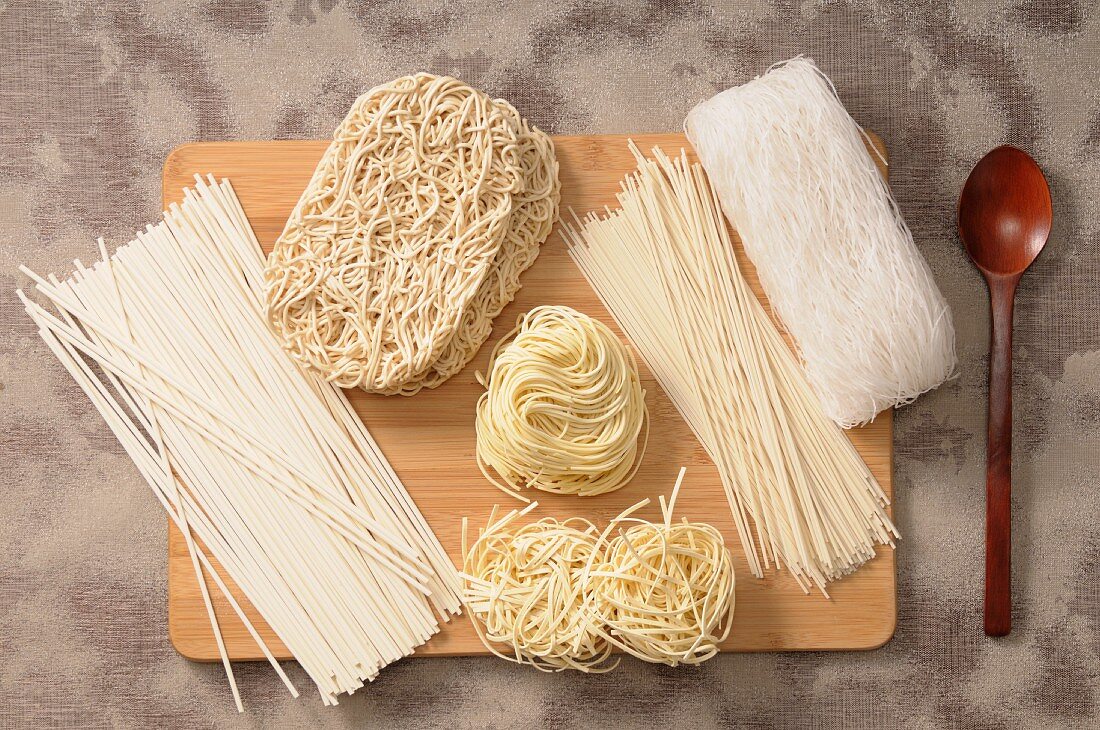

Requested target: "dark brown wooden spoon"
[{"left": 958, "top": 145, "right": 1052, "bottom": 637}]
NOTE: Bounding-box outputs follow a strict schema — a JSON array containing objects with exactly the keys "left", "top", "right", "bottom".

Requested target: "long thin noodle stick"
[
  {"left": 562, "top": 144, "right": 898, "bottom": 593},
  {"left": 103, "top": 244, "right": 244, "bottom": 712},
  {"left": 19, "top": 176, "right": 461, "bottom": 707},
  {"left": 24, "top": 309, "right": 291, "bottom": 704}
]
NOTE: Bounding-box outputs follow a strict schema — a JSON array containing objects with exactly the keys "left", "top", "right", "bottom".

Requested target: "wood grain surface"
[
  {"left": 957, "top": 145, "right": 1053, "bottom": 637},
  {"left": 163, "top": 133, "right": 895, "bottom": 661}
]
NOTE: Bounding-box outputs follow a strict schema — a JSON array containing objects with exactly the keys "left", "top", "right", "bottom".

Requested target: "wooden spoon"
[{"left": 958, "top": 145, "right": 1052, "bottom": 637}]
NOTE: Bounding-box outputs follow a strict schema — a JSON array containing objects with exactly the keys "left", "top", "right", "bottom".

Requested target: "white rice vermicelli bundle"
[{"left": 685, "top": 57, "right": 956, "bottom": 427}]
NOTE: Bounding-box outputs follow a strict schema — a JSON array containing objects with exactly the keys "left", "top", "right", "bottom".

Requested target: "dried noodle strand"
[
  {"left": 586, "top": 468, "right": 736, "bottom": 666},
  {"left": 685, "top": 56, "right": 956, "bottom": 427},
  {"left": 475, "top": 305, "right": 649, "bottom": 500},
  {"left": 265, "top": 73, "right": 558, "bottom": 395},
  {"left": 460, "top": 506, "right": 617, "bottom": 673}
]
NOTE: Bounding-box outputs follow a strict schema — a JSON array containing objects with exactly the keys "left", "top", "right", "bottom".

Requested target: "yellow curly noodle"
[
  {"left": 585, "top": 469, "right": 736, "bottom": 666},
  {"left": 461, "top": 507, "right": 615, "bottom": 673},
  {"left": 461, "top": 469, "right": 735, "bottom": 672},
  {"left": 475, "top": 306, "right": 648, "bottom": 500}
]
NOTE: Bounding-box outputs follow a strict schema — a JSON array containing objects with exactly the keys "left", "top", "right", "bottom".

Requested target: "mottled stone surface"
[{"left": 2, "top": 1, "right": 1098, "bottom": 727}]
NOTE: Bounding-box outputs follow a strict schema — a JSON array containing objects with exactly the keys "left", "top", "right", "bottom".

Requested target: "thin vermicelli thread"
[
  {"left": 685, "top": 57, "right": 956, "bottom": 427},
  {"left": 562, "top": 144, "right": 898, "bottom": 594},
  {"left": 475, "top": 305, "right": 649, "bottom": 500}
]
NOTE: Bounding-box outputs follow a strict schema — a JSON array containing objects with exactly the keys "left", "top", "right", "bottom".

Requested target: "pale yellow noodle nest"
[
  {"left": 475, "top": 305, "right": 648, "bottom": 500},
  {"left": 461, "top": 508, "right": 616, "bottom": 673},
  {"left": 585, "top": 495, "right": 736, "bottom": 666},
  {"left": 462, "top": 469, "right": 736, "bottom": 671},
  {"left": 263, "top": 73, "right": 559, "bottom": 395}
]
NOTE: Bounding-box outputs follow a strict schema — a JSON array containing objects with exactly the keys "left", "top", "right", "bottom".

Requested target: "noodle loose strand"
[{"left": 461, "top": 468, "right": 735, "bottom": 671}]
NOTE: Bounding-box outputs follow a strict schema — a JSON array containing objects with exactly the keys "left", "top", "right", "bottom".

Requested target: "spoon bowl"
[
  {"left": 959, "top": 145, "right": 1052, "bottom": 277},
  {"left": 958, "top": 145, "right": 1051, "bottom": 638}
]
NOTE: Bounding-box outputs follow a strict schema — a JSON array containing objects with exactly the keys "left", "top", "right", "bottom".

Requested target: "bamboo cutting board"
[{"left": 163, "top": 133, "right": 895, "bottom": 661}]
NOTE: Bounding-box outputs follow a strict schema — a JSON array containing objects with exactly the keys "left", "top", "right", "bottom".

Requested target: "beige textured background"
[{"left": 2, "top": 1, "right": 1098, "bottom": 728}]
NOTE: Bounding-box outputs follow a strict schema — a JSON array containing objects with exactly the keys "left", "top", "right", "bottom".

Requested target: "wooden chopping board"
[{"left": 163, "top": 133, "right": 895, "bottom": 661}]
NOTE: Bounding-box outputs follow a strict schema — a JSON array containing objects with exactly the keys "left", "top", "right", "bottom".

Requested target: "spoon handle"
[{"left": 985, "top": 274, "right": 1018, "bottom": 636}]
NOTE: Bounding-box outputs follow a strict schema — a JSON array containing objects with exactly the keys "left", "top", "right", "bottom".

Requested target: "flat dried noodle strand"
[
  {"left": 585, "top": 467, "right": 735, "bottom": 665},
  {"left": 461, "top": 468, "right": 735, "bottom": 670},
  {"left": 20, "top": 176, "right": 462, "bottom": 708},
  {"left": 461, "top": 505, "right": 616, "bottom": 673}
]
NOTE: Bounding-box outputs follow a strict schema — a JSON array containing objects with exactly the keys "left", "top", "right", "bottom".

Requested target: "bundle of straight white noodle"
[
  {"left": 18, "top": 176, "right": 461, "bottom": 709},
  {"left": 685, "top": 57, "right": 956, "bottom": 428},
  {"left": 562, "top": 144, "right": 898, "bottom": 593}
]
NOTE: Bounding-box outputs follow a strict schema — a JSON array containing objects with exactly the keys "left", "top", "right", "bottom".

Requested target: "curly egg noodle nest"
[
  {"left": 263, "top": 73, "right": 559, "bottom": 395},
  {"left": 475, "top": 306, "right": 649, "bottom": 500},
  {"left": 461, "top": 470, "right": 736, "bottom": 671}
]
